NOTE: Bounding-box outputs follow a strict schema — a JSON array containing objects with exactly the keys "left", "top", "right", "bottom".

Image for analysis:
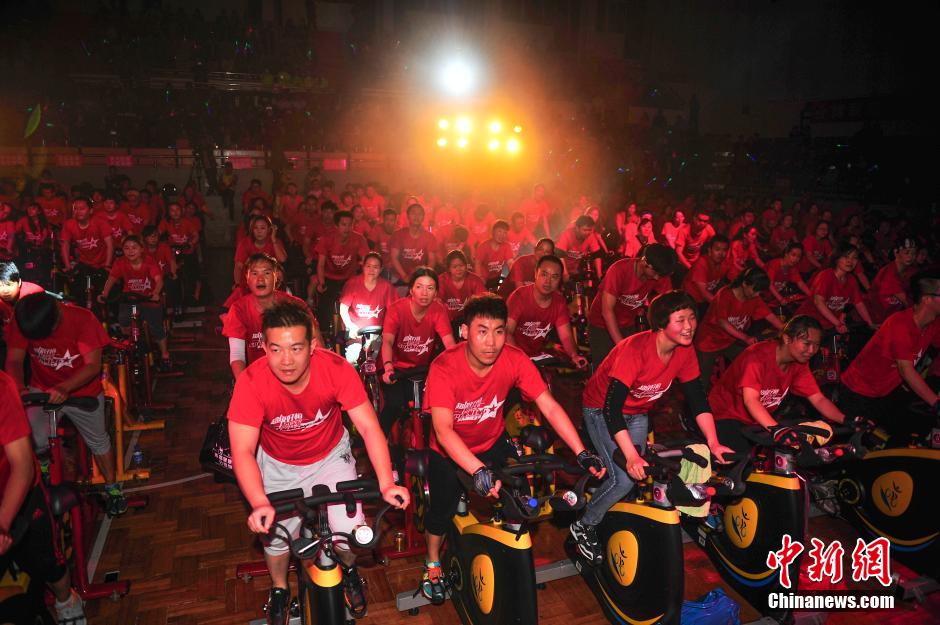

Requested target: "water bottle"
[
  {"left": 559, "top": 490, "right": 578, "bottom": 507},
  {"left": 686, "top": 483, "right": 713, "bottom": 501},
  {"left": 816, "top": 447, "right": 836, "bottom": 462},
  {"left": 132, "top": 445, "right": 144, "bottom": 467}
]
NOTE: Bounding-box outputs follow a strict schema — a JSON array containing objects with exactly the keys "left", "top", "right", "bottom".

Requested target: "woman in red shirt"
[
  {"left": 766, "top": 242, "right": 812, "bottom": 306},
  {"left": 233, "top": 215, "right": 288, "bottom": 287},
  {"left": 0, "top": 202, "right": 17, "bottom": 262},
  {"left": 709, "top": 315, "right": 845, "bottom": 453},
  {"left": 438, "top": 250, "right": 485, "bottom": 333},
  {"left": 725, "top": 225, "right": 766, "bottom": 282},
  {"left": 379, "top": 267, "right": 456, "bottom": 435},
  {"left": 795, "top": 242, "right": 878, "bottom": 335},
  {"left": 159, "top": 202, "right": 200, "bottom": 307},
  {"left": 799, "top": 220, "right": 833, "bottom": 277},
  {"left": 695, "top": 267, "right": 784, "bottom": 391},
  {"left": 15, "top": 202, "right": 52, "bottom": 287},
  {"left": 769, "top": 213, "right": 798, "bottom": 256},
  {"left": 338, "top": 252, "right": 398, "bottom": 364}
]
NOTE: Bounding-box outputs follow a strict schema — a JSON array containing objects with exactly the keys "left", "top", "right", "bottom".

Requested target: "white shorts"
[{"left": 258, "top": 429, "right": 363, "bottom": 555}]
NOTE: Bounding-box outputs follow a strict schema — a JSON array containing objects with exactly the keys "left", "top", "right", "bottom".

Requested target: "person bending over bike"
[
  {"left": 0, "top": 370, "right": 86, "bottom": 624},
  {"left": 570, "top": 291, "right": 733, "bottom": 564},
  {"left": 420, "top": 293, "right": 605, "bottom": 600},
  {"left": 338, "top": 252, "right": 398, "bottom": 364},
  {"left": 839, "top": 270, "right": 940, "bottom": 445},
  {"left": 506, "top": 254, "right": 587, "bottom": 367},
  {"left": 379, "top": 267, "right": 455, "bottom": 435},
  {"left": 709, "top": 315, "right": 846, "bottom": 454},
  {"left": 228, "top": 301, "right": 409, "bottom": 625},
  {"left": 4, "top": 293, "right": 127, "bottom": 516}
]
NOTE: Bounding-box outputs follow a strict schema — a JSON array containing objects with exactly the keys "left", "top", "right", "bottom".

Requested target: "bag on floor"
[
  {"left": 199, "top": 416, "right": 235, "bottom": 482},
  {"left": 680, "top": 588, "right": 741, "bottom": 625}
]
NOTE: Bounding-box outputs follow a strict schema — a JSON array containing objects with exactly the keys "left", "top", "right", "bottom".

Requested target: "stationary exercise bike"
[
  {"left": 568, "top": 443, "right": 746, "bottom": 625},
  {"left": 263, "top": 479, "right": 395, "bottom": 625}
]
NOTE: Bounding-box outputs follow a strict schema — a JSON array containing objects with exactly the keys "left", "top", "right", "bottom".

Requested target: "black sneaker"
[
  {"left": 106, "top": 488, "right": 128, "bottom": 517},
  {"left": 265, "top": 587, "right": 290, "bottom": 625},
  {"left": 343, "top": 567, "right": 367, "bottom": 618},
  {"left": 570, "top": 520, "right": 602, "bottom": 564}
]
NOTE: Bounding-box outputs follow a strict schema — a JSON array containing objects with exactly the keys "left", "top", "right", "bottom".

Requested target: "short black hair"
[
  {"left": 14, "top": 292, "right": 60, "bottom": 340},
  {"left": 910, "top": 270, "right": 940, "bottom": 305},
  {"left": 262, "top": 301, "right": 314, "bottom": 343},
  {"left": 784, "top": 241, "right": 803, "bottom": 255},
  {"left": 641, "top": 243, "right": 678, "bottom": 277},
  {"left": 536, "top": 254, "right": 564, "bottom": 273},
  {"left": 780, "top": 315, "right": 822, "bottom": 342},
  {"left": 142, "top": 225, "right": 159, "bottom": 239},
  {"left": 446, "top": 250, "right": 468, "bottom": 267},
  {"left": 648, "top": 291, "right": 697, "bottom": 331},
  {"left": 462, "top": 293, "right": 508, "bottom": 325},
  {"left": 574, "top": 215, "right": 595, "bottom": 229},
  {"left": 407, "top": 202, "right": 424, "bottom": 216},
  {"left": 320, "top": 200, "right": 338, "bottom": 213},
  {"left": 829, "top": 241, "right": 858, "bottom": 268},
  {"left": 732, "top": 266, "right": 770, "bottom": 291},
  {"left": 535, "top": 237, "right": 555, "bottom": 251},
  {"left": 334, "top": 210, "right": 354, "bottom": 225},
  {"left": 0, "top": 261, "right": 21, "bottom": 285},
  {"left": 245, "top": 252, "right": 282, "bottom": 275},
  {"left": 363, "top": 251, "right": 383, "bottom": 267},
  {"left": 705, "top": 234, "right": 730, "bottom": 252},
  {"left": 408, "top": 266, "right": 439, "bottom": 290},
  {"left": 492, "top": 219, "right": 509, "bottom": 233},
  {"left": 382, "top": 208, "right": 397, "bottom": 219},
  {"left": 122, "top": 235, "right": 143, "bottom": 247}
]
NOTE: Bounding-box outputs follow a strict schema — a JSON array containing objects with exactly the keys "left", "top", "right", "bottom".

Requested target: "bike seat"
[
  {"left": 47, "top": 483, "right": 80, "bottom": 517},
  {"left": 359, "top": 326, "right": 383, "bottom": 337}
]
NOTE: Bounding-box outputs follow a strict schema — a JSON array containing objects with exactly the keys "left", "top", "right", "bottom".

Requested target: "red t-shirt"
[
  {"left": 368, "top": 225, "right": 397, "bottom": 266},
  {"left": 709, "top": 340, "right": 820, "bottom": 423},
  {"left": 519, "top": 197, "right": 549, "bottom": 231},
  {"left": 222, "top": 293, "right": 311, "bottom": 365},
  {"left": 438, "top": 272, "right": 486, "bottom": 320},
  {"left": 0, "top": 370, "right": 38, "bottom": 494},
  {"left": 15, "top": 217, "right": 51, "bottom": 248},
  {"left": 383, "top": 298, "right": 452, "bottom": 369},
  {"left": 556, "top": 228, "right": 602, "bottom": 273},
  {"left": 37, "top": 196, "right": 67, "bottom": 227},
  {"left": 5, "top": 303, "right": 109, "bottom": 397},
  {"left": 426, "top": 343, "right": 547, "bottom": 455},
  {"left": 841, "top": 309, "right": 940, "bottom": 398},
  {"left": 109, "top": 257, "right": 162, "bottom": 297},
  {"left": 390, "top": 228, "right": 437, "bottom": 278},
  {"left": 588, "top": 259, "right": 672, "bottom": 329},
  {"left": 159, "top": 219, "right": 198, "bottom": 253},
  {"left": 61, "top": 218, "right": 111, "bottom": 268},
  {"left": 695, "top": 286, "right": 772, "bottom": 352},
  {"left": 506, "top": 228, "right": 533, "bottom": 257},
  {"left": 795, "top": 269, "right": 862, "bottom": 329},
  {"left": 682, "top": 256, "right": 727, "bottom": 303},
  {"left": 339, "top": 276, "right": 398, "bottom": 328},
  {"left": 228, "top": 351, "right": 367, "bottom": 465},
  {"left": 869, "top": 262, "right": 911, "bottom": 323},
  {"left": 145, "top": 243, "right": 174, "bottom": 275},
  {"left": 507, "top": 285, "right": 569, "bottom": 356},
  {"left": 94, "top": 211, "right": 134, "bottom": 247},
  {"left": 475, "top": 239, "right": 514, "bottom": 281},
  {"left": 234, "top": 238, "right": 278, "bottom": 267},
  {"left": 799, "top": 235, "right": 833, "bottom": 274},
  {"left": 582, "top": 331, "right": 699, "bottom": 415},
  {"left": 0, "top": 221, "right": 15, "bottom": 260},
  {"left": 120, "top": 202, "right": 153, "bottom": 234},
  {"left": 766, "top": 258, "right": 801, "bottom": 295},
  {"left": 315, "top": 233, "right": 370, "bottom": 281},
  {"left": 770, "top": 226, "right": 797, "bottom": 255},
  {"left": 504, "top": 254, "right": 537, "bottom": 292},
  {"left": 677, "top": 225, "right": 715, "bottom": 264}
]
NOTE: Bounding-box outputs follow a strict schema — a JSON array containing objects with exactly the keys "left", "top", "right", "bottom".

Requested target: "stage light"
[
  {"left": 457, "top": 137, "right": 469, "bottom": 149},
  {"left": 438, "top": 118, "right": 449, "bottom": 130},
  {"left": 437, "top": 137, "right": 448, "bottom": 148},
  {"left": 488, "top": 139, "right": 500, "bottom": 151},
  {"left": 513, "top": 125, "right": 523, "bottom": 133},
  {"left": 506, "top": 138, "right": 520, "bottom": 153},
  {"left": 439, "top": 58, "right": 477, "bottom": 96},
  {"left": 489, "top": 120, "right": 502, "bottom": 134},
  {"left": 456, "top": 116, "right": 472, "bottom": 134}
]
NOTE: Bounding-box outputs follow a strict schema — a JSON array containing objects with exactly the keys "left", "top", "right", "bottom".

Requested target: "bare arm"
[
  {"left": 5, "top": 348, "right": 26, "bottom": 392},
  {"left": 533, "top": 391, "right": 589, "bottom": 456},
  {"left": 432, "top": 406, "right": 488, "bottom": 475},
  {"left": 718, "top": 319, "right": 756, "bottom": 344},
  {"left": 897, "top": 360, "right": 939, "bottom": 407},
  {"left": 0, "top": 437, "right": 34, "bottom": 543},
  {"left": 104, "top": 235, "right": 114, "bottom": 267},
  {"left": 505, "top": 318, "right": 518, "bottom": 346},
  {"left": 805, "top": 392, "right": 845, "bottom": 424},
  {"left": 813, "top": 295, "right": 844, "bottom": 329},
  {"left": 390, "top": 245, "right": 407, "bottom": 282},
  {"left": 556, "top": 322, "right": 587, "bottom": 368},
  {"left": 339, "top": 303, "right": 358, "bottom": 337},
  {"left": 601, "top": 291, "right": 624, "bottom": 344},
  {"left": 347, "top": 402, "right": 409, "bottom": 506},
  {"left": 228, "top": 421, "right": 272, "bottom": 532},
  {"left": 742, "top": 387, "right": 779, "bottom": 429}
]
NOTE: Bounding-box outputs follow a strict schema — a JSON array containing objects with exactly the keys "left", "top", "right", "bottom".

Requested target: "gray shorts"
[
  {"left": 258, "top": 429, "right": 363, "bottom": 555},
  {"left": 26, "top": 388, "right": 111, "bottom": 456}
]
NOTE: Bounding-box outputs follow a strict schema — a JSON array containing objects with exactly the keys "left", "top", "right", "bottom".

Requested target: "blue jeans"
[{"left": 580, "top": 407, "right": 649, "bottom": 527}]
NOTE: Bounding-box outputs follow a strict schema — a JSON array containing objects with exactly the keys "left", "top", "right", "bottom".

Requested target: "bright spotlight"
[
  {"left": 489, "top": 120, "right": 502, "bottom": 134},
  {"left": 456, "top": 137, "right": 469, "bottom": 149},
  {"left": 438, "top": 119, "right": 449, "bottom": 130},
  {"left": 437, "top": 137, "right": 448, "bottom": 148},
  {"left": 513, "top": 125, "right": 522, "bottom": 133},
  {"left": 439, "top": 58, "right": 477, "bottom": 96},
  {"left": 506, "top": 138, "right": 520, "bottom": 153},
  {"left": 488, "top": 139, "right": 500, "bottom": 151},
  {"left": 456, "top": 117, "right": 472, "bottom": 134}
]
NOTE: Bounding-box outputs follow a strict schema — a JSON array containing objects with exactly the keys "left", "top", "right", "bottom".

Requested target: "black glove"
[
  {"left": 472, "top": 467, "right": 497, "bottom": 497},
  {"left": 577, "top": 450, "right": 604, "bottom": 474}
]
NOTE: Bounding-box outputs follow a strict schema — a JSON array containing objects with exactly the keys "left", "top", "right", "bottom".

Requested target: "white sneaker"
[{"left": 55, "top": 589, "right": 87, "bottom": 625}]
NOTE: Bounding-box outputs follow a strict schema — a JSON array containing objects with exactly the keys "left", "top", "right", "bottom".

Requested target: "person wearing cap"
[
  {"left": 868, "top": 238, "right": 918, "bottom": 324},
  {"left": 586, "top": 244, "right": 677, "bottom": 364},
  {"left": 675, "top": 211, "right": 715, "bottom": 270}
]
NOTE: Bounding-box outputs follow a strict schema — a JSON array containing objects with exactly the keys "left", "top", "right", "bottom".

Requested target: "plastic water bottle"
[
  {"left": 559, "top": 490, "right": 578, "bottom": 507},
  {"left": 132, "top": 445, "right": 144, "bottom": 467},
  {"left": 686, "top": 483, "right": 714, "bottom": 501}
]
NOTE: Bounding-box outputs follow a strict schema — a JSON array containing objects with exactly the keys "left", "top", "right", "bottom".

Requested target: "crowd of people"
[{"left": 1, "top": 162, "right": 939, "bottom": 624}]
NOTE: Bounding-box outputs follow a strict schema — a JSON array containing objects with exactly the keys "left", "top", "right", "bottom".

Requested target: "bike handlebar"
[
  {"left": 389, "top": 365, "right": 430, "bottom": 382},
  {"left": 21, "top": 392, "right": 100, "bottom": 412}
]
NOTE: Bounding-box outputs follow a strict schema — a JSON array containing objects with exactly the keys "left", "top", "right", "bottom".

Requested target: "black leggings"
[{"left": 424, "top": 436, "right": 518, "bottom": 537}]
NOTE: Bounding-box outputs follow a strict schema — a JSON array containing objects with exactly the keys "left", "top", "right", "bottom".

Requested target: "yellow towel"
[
  {"left": 676, "top": 443, "right": 712, "bottom": 517},
  {"left": 799, "top": 420, "right": 833, "bottom": 446}
]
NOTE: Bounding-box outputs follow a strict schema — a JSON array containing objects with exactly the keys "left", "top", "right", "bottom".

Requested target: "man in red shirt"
[
  {"left": 868, "top": 238, "right": 917, "bottom": 323},
  {"left": 369, "top": 209, "right": 399, "bottom": 272},
  {"left": 420, "top": 293, "right": 603, "bottom": 599},
  {"left": 840, "top": 271, "right": 940, "bottom": 443},
  {"left": 474, "top": 220, "right": 514, "bottom": 286},
  {"left": 675, "top": 211, "right": 715, "bottom": 270},
  {"left": 556, "top": 215, "right": 603, "bottom": 278},
  {"left": 60, "top": 197, "right": 113, "bottom": 305},
  {"left": 682, "top": 235, "right": 730, "bottom": 311},
  {"left": 241, "top": 178, "right": 272, "bottom": 215},
  {"left": 36, "top": 184, "right": 67, "bottom": 229},
  {"left": 0, "top": 370, "right": 86, "bottom": 623},
  {"left": 0, "top": 261, "right": 45, "bottom": 333},
  {"left": 120, "top": 188, "right": 153, "bottom": 235},
  {"left": 507, "top": 255, "right": 586, "bottom": 367},
  {"left": 95, "top": 194, "right": 135, "bottom": 249},
  {"left": 389, "top": 204, "right": 438, "bottom": 285},
  {"left": 518, "top": 183, "right": 551, "bottom": 238},
  {"left": 506, "top": 211, "right": 537, "bottom": 258},
  {"left": 587, "top": 244, "right": 677, "bottom": 365},
  {"left": 5, "top": 293, "right": 126, "bottom": 516},
  {"left": 228, "top": 301, "right": 409, "bottom": 623},
  {"left": 499, "top": 237, "right": 555, "bottom": 297},
  {"left": 314, "top": 210, "right": 370, "bottom": 332}
]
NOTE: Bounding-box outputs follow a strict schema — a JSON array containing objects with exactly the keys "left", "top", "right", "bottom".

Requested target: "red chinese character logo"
[
  {"left": 850, "top": 537, "right": 892, "bottom": 587},
  {"left": 766, "top": 533, "right": 805, "bottom": 589},
  {"left": 806, "top": 537, "right": 845, "bottom": 584}
]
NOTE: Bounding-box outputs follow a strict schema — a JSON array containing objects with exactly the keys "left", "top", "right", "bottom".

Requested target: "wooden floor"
[{"left": 78, "top": 313, "right": 940, "bottom": 625}]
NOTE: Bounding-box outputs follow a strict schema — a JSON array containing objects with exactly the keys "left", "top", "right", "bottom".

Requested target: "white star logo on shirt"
[
  {"left": 476, "top": 396, "right": 506, "bottom": 423},
  {"left": 415, "top": 337, "right": 434, "bottom": 355},
  {"left": 52, "top": 349, "right": 81, "bottom": 370}
]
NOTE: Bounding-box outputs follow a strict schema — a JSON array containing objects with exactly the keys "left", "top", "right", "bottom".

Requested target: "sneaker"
[
  {"left": 264, "top": 587, "right": 290, "bottom": 625},
  {"left": 570, "top": 520, "right": 602, "bottom": 564},
  {"left": 39, "top": 457, "right": 51, "bottom": 483},
  {"left": 343, "top": 567, "right": 367, "bottom": 618},
  {"left": 55, "top": 589, "right": 86, "bottom": 624},
  {"left": 106, "top": 486, "right": 128, "bottom": 517},
  {"left": 420, "top": 560, "right": 447, "bottom": 605}
]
